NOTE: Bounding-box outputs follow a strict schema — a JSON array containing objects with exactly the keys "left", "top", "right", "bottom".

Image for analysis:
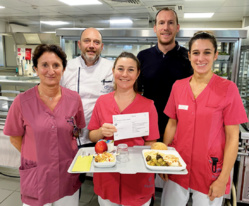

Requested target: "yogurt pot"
[{"left": 105, "top": 140, "right": 114, "bottom": 152}]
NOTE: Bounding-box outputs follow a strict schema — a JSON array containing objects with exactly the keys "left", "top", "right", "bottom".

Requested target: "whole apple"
[{"left": 95, "top": 140, "right": 108, "bottom": 154}]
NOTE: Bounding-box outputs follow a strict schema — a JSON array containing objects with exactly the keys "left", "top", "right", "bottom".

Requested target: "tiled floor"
[
  {"left": 0, "top": 167, "right": 21, "bottom": 206},
  {"left": 1, "top": 166, "right": 249, "bottom": 206}
]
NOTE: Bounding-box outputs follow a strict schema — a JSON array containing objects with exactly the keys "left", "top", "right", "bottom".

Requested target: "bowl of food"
[{"left": 93, "top": 152, "right": 116, "bottom": 168}]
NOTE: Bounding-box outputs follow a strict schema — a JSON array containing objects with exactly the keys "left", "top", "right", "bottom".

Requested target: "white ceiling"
[{"left": 0, "top": 0, "right": 249, "bottom": 32}]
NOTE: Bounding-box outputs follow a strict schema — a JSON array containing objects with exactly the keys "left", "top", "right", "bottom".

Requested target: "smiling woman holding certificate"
[{"left": 88, "top": 52, "right": 160, "bottom": 206}]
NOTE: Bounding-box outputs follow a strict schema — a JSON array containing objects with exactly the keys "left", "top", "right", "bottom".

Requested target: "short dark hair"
[
  {"left": 113, "top": 52, "right": 141, "bottom": 93},
  {"left": 189, "top": 31, "right": 218, "bottom": 53},
  {"left": 32, "top": 44, "right": 67, "bottom": 69},
  {"left": 155, "top": 7, "right": 179, "bottom": 25}
]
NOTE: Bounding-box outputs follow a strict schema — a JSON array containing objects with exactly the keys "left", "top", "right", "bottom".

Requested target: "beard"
[{"left": 82, "top": 52, "right": 100, "bottom": 64}]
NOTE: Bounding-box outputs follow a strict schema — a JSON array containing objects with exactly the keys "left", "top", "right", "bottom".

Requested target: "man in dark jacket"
[{"left": 137, "top": 8, "right": 193, "bottom": 141}]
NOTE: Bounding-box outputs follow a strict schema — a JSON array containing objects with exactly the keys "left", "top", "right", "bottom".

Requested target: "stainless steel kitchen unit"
[
  {"left": 238, "top": 46, "right": 249, "bottom": 130},
  {"left": 56, "top": 28, "right": 247, "bottom": 84}
]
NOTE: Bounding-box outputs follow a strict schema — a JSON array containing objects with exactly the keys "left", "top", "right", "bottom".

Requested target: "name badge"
[{"left": 178, "top": 105, "right": 189, "bottom": 110}]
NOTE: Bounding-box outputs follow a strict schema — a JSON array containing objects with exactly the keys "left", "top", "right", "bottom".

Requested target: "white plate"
[
  {"left": 142, "top": 149, "right": 186, "bottom": 171},
  {"left": 93, "top": 155, "right": 117, "bottom": 168}
]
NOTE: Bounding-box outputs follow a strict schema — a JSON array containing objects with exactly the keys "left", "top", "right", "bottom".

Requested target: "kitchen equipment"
[
  {"left": 235, "top": 127, "right": 249, "bottom": 203},
  {"left": 237, "top": 46, "right": 249, "bottom": 131}
]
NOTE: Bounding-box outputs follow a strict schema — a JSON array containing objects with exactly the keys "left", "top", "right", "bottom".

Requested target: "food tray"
[
  {"left": 68, "top": 146, "right": 188, "bottom": 174},
  {"left": 142, "top": 149, "right": 186, "bottom": 171}
]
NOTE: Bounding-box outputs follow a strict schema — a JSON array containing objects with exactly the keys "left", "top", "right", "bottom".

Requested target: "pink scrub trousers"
[
  {"left": 161, "top": 180, "right": 223, "bottom": 206},
  {"left": 23, "top": 190, "right": 79, "bottom": 206},
  {"left": 98, "top": 196, "right": 151, "bottom": 206}
]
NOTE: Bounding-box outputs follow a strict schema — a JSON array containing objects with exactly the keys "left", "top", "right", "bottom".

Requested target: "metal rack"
[{"left": 237, "top": 46, "right": 249, "bottom": 131}]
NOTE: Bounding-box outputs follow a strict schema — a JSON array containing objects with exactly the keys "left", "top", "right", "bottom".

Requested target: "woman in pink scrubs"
[
  {"left": 4, "top": 44, "right": 85, "bottom": 206},
  {"left": 88, "top": 52, "right": 160, "bottom": 206},
  {"left": 160, "top": 31, "right": 248, "bottom": 206}
]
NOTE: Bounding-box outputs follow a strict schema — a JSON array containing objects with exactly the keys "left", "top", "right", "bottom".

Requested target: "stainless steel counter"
[
  {"left": 0, "top": 76, "right": 40, "bottom": 118},
  {"left": 0, "top": 76, "right": 40, "bottom": 87}
]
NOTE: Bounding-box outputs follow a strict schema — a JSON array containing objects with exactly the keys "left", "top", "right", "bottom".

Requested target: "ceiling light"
[
  {"left": 42, "top": 31, "right": 56, "bottom": 33},
  {"left": 58, "top": 0, "right": 102, "bottom": 5},
  {"left": 110, "top": 19, "right": 133, "bottom": 24},
  {"left": 0, "top": 6, "right": 5, "bottom": 9},
  {"left": 184, "top": 13, "right": 214, "bottom": 18},
  {"left": 40, "top": 21, "right": 70, "bottom": 26}
]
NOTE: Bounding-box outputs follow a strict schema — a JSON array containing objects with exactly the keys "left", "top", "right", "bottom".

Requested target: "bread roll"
[{"left": 151, "top": 142, "right": 167, "bottom": 150}]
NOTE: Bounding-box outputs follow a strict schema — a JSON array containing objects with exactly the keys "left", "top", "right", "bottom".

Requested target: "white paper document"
[{"left": 113, "top": 112, "right": 149, "bottom": 140}]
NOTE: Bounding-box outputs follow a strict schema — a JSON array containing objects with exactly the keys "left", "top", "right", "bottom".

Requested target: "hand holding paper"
[{"left": 101, "top": 123, "right": 117, "bottom": 137}]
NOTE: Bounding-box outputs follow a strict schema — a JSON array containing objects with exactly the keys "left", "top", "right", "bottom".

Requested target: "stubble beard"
[{"left": 82, "top": 52, "right": 100, "bottom": 65}]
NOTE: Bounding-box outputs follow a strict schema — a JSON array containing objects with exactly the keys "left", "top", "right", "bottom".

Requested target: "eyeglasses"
[{"left": 67, "top": 116, "right": 81, "bottom": 138}]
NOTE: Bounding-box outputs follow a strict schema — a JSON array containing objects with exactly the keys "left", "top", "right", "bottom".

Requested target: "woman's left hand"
[{"left": 208, "top": 179, "right": 226, "bottom": 201}]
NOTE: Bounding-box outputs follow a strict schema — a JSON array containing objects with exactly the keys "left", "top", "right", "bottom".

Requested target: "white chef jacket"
[{"left": 61, "top": 56, "right": 114, "bottom": 145}]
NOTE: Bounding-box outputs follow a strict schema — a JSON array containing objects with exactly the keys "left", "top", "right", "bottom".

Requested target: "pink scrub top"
[
  {"left": 88, "top": 92, "right": 159, "bottom": 206},
  {"left": 4, "top": 85, "right": 85, "bottom": 206},
  {"left": 164, "top": 74, "right": 248, "bottom": 195}
]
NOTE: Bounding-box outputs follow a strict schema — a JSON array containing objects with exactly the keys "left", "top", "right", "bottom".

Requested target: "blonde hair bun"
[{"left": 151, "top": 142, "right": 168, "bottom": 150}]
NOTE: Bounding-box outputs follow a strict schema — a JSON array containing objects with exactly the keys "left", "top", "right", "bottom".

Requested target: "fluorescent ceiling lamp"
[
  {"left": 0, "top": 6, "right": 5, "bottom": 9},
  {"left": 40, "top": 21, "right": 70, "bottom": 26},
  {"left": 43, "top": 31, "right": 56, "bottom": 33},
  {"left": 58, "top": 0, "right": 102, "bottom": 5},
  {"left": 110, "top": 19, "right": 133, "bottom": 24},
  {"left": 184, "top": 13, "right": 214, "bottom": 18}
]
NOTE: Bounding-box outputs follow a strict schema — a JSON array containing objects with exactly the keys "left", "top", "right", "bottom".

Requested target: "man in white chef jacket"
[{"left": 61, "top": 28, "right": 114, "bottom": 148}]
